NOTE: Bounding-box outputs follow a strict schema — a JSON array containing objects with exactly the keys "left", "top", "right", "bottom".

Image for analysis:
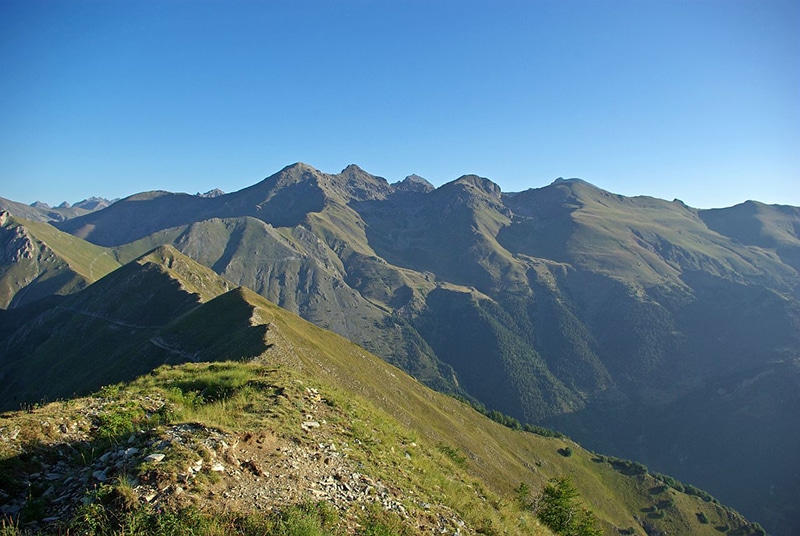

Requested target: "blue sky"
[{"left": 1, "top": 0, "right": 798, "bottom": 209}]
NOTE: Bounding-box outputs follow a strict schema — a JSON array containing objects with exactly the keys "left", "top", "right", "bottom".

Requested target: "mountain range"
[{"left": 1, "top": 163, "right": 798, "bottom": 535}]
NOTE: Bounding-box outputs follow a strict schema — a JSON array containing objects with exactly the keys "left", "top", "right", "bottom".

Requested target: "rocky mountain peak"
[
  {"left": 74, "top": 197, "right": 114, "bottom": 210},
  {"left": 450, "top": 174, "right": 502, "bottom": 198},
  {"left": 550, "top": 177, "right": 600, "bottom": 191},
  {"left": 197, "top": 189, "right": 225, "bottom": 198},
  {"left": 393, "top": 174, "right": 434, "bottom": 193},
  {"left": 341, "top": 163, "right": 367, "bottom": 175},
  {"left": 262, "top": 163, "right": 321, "bottom": 188},
  {"left": 325, "top": 164, "right": 392, "bottom": 202}
]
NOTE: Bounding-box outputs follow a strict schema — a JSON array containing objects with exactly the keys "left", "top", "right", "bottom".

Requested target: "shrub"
[
  {"left": 437, "top": 443, "right": 467, "bottom": 467},
  {"left": 536, "top": 477, "right": 601, "bottom": 536},
  {"left": 515, "top": 482, "right": 532, "bottom": 508}
]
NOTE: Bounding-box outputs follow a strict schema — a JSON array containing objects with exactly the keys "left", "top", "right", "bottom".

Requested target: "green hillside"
[
  {"left": 700, "top": 201, "right": 800, "bottom": 272},
  {"left": 0, "top": 282, "right": 762, "bottom": 535},
  {"left": 0, "top": 212, "right": 120, "bottom": 309}
]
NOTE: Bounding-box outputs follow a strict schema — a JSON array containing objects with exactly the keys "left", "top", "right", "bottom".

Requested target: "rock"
[
  {"left": 144, "top": 453, "right": 166, "bottom": 463},
  {"left": 302, "top": 421, "right": 321, "bottom": 431},
  {"left": 92, "top": 469, "right": 108, "bottom": 482},
  {"left": 210, "top": 462, "right": 225, "bottom": 472},
  {"left": 124, "top": 447, "right": 139, "bottom": 458}
]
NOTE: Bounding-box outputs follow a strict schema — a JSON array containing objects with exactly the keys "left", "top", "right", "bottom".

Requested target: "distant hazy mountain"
[
  {"left": 197, "top": 188, "right": 225, "bottom": 198},
  {"left": 0, "top": 195, "right": 115, "bottom": 223},
  {"left": 1, "top": 163, "right": 798, "bottom": 534}
]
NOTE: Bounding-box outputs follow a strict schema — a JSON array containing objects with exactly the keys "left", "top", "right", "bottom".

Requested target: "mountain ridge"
[{"left": 2, "top": 163, "right": 798, "bottom": 534}]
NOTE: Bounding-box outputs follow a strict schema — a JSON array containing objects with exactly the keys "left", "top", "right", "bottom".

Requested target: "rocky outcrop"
[{"left": 0, "top": 383, "right": 466, "bottom": 535}]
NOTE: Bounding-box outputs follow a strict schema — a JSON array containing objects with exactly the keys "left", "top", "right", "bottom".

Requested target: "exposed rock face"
[
  {"left": 197, "top": 189, "right": 225, "bottom": 198},
  {"left": 1, "top": 223, "right": 35, "bottom": 262}
]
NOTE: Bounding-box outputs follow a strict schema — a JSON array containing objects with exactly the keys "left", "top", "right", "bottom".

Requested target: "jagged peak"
[
  {"left": 341, "top": 163, "right": 367, "bottom": 174},
  {"left": 338, "top": 163, "right": 387, "bottom": 183},
  {"left": 325, "top": 164, "right": 392, "bottom": 201},
  {"left": 196, "top": 188, "right": 225, "bottom": 198}
]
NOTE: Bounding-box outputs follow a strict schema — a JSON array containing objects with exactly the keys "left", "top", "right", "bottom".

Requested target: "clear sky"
[{"left": 1, "top": 0, "right": 798, "bottom": 209}]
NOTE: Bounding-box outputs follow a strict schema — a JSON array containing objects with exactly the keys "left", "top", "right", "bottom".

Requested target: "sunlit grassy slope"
[
  {"left": 0, "top": 214, "right": 120, "bottom": 308},
  {"left": 0, "top": 283, "right": 759, "bottom": 535}
]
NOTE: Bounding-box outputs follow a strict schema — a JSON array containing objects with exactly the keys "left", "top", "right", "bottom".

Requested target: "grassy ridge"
[{"left": 0, "top": 352, "right": 757, "bottom": 535}]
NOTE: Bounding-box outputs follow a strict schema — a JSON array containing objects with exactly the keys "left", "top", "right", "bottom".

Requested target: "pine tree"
[{"left": 536, "top": 476, "right": 601, "bottom": 536}]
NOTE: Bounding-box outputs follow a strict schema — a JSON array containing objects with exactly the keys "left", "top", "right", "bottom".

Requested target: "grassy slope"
[
  {"left": 700, "top": 201, "right": 800, "bottom": 273},
  {"left": 0, "top": 215, "right": 120, "bottom": 308},
  {"left": 236, "top": 287, "right": 755, "bottom": 535},
  {"left": 0, "top": 284, "right": 758, "bottom": 535},
  {"left": 502, "top": 180, "right": 796, "bottom": 291}
]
